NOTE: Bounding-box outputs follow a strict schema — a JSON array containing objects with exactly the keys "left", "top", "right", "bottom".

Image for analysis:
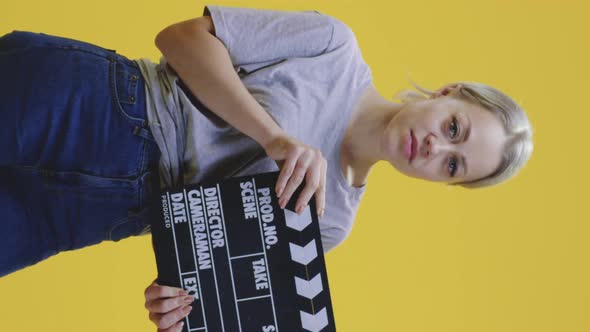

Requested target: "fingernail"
[
  {"left": 179, "top": 290, "right": 188, "bottom": 296},
  {"left": 180, "top": 322, "right": 185, "bottom": 328},
  {"left": 277, "top": 187, "right": 283, "bottom": 197},
  {"left": 184, "top": 306, "right": 193, "bottom": 314},
  {"left": 184, "top": 296, "right": 194, "bottom": 304}
]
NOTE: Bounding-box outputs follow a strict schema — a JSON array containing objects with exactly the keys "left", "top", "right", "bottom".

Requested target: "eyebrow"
[{"left": 461, "top": 114, "right": 472, "bottom": 178}]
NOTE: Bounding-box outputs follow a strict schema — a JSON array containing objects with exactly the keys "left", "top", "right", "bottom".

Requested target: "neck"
[{"left": 340, "top": 84, "right": 404, "bottom": 186}]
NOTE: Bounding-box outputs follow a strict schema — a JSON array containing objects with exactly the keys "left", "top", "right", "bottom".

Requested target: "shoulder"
[{"left": 322, "top": 15, "right": 358, "bottom": 51}]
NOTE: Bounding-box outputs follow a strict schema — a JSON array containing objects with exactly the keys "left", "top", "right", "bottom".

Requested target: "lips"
[{"left": 409, "top": 130, "right": 417, "bottom": 163}]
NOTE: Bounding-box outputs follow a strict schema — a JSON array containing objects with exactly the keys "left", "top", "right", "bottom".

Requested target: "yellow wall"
[{"left": 1, "top": 0, "right": 588, "bottom": 331}]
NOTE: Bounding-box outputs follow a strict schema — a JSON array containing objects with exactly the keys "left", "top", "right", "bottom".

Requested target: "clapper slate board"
[{"left": 150, "top": 170, "right": 336, "bottom": 332}]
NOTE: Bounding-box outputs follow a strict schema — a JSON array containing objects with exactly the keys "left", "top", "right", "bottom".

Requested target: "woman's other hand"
[
  {"left": 144, "top": 280, "right": 194, "bottom": 331},
  {"left": 264, "top": 134, "right": 327, "bottom": 219}
]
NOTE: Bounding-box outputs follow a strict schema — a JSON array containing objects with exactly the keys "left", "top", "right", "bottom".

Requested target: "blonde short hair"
[{"left": 393, "top": 80, "right": 533, "bottom": 189}]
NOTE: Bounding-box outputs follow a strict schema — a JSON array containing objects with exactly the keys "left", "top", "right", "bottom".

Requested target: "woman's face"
[{"left": 382, "top": 88, "right": 507, "bottom": 184}]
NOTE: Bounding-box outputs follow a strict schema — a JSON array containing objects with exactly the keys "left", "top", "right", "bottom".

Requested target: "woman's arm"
[
  {"left": 155, "top": 17, "right": 282, "bottom": 149},
  {"left": 154, "top": 17, "right": 327, "bottom": 218}
]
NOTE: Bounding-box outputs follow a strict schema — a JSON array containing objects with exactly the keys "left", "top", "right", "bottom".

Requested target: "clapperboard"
[{"left": 150, "top": 171, "right": 336, "bottom": 332}]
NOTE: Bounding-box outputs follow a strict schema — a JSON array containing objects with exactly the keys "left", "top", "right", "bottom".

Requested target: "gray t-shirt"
[{"left": 134, "top": 5, "right": 372, "bottom": 252}]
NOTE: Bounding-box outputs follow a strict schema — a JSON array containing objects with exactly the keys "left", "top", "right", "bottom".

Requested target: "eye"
[
  {"left": 448, "top": 155, "right": 459, "bottom": 177},
  {"left": 448, "top": 116, "right": 460, "bottom": 140}
]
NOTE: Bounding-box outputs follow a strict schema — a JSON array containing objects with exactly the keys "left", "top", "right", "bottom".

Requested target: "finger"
[
  {"left": 145, "top": 284, "right": 187, "bottom": 302},
  {"left": 280, "top": 150, "right": 313, "bottom": 210},
  {"left": 274, "top": 158, "right": 285, "bottom": 195},
  {"left": 145, "top": 280, "right": 157, "bottom": 295},
  {"left": 146, "top": 295, "right": 195, "bottom": 313},
  {"left": 150, "top": 305, "right": 193, "bottom": 330},
  {"left": 295, "top": 153, "right": 322, "bottom": 214},
  {"left": 158, "top": 320, "right": 185, "bottom": 332},
  {"left": 276, "top": 147, "right": 300, "bottom": 199},
  {"left": 316, "top": 158, "right": 327, "bottom": 219}
]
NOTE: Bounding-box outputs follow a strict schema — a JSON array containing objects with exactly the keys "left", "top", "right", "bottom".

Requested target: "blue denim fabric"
[{"left": 0, "top": 30, "right": 161, "bottom": 277}]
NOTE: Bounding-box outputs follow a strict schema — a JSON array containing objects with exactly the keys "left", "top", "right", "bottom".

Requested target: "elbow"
[
  {"left": 154, "top": 17, "right": 215, "bottom": 53},
  {"left": 154, "top": 24, "right": 188, "bottom": 54},
  {"left": 154, "top": 26, "right": 171, "bottom": 51}
]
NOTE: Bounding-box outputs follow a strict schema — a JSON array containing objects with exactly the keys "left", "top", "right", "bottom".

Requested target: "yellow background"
[{"left": 1, "top": 0, "right": 588, "bottom": 331}]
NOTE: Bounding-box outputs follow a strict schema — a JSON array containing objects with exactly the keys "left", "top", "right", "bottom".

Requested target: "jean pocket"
[
  {"left": 110, "top": 60, "right": 145, "bottom": 127},
  {"left": 36, "top": 167, "right": 140, "bottom": 202},
  {"left": 106, "top": 217, "right": 131, "bottom": 242},
  {"left": 107, "top": 200, "right": 156, "bottom": 242},
  {"left": 106, "top": 171, "right": 159, "bottom": 242}
]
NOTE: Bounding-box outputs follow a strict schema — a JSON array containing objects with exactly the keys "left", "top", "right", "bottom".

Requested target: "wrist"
[{"left": 260, "top": 127, "right": 286, "bottom": 152}]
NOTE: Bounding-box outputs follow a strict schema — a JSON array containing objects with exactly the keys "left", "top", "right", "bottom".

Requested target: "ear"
[{"left": 431, "top": 83, "right": 463, "bottom": 98}]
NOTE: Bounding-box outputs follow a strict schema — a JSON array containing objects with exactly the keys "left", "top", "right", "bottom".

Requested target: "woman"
[{"left": 0, "top": 4, "right": 533, "bottom": 332}]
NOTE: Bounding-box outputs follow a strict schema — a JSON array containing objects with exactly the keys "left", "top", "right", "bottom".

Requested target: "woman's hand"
[
  {"left": 264, "top": 133, "right": 327, "bottom": 218},
  {"left": 144, "top": 280, "right": 195, "bottom": 332}
]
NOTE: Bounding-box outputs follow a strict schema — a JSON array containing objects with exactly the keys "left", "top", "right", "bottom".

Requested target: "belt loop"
[{"left": 132, "top": 125, "right": 155, "bottom": 142}]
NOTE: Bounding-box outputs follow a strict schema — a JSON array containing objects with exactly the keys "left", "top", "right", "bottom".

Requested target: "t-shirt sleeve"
[
  {"left": 203, "top": 5, "right": 354, "bottom": 72},
  {"left": 321, "top": 227, "right": 349, "bottom": 253}
]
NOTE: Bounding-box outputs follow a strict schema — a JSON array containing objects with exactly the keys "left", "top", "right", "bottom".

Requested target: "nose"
[{"left": 422, "top": 134, "right": 451, "bottom": 159}]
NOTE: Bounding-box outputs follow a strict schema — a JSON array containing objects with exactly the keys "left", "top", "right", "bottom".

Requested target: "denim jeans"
[{"left": 0, "top": 30, "right": 161, "bottom": 277}]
